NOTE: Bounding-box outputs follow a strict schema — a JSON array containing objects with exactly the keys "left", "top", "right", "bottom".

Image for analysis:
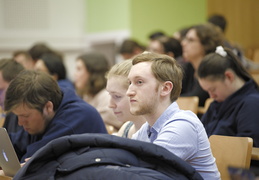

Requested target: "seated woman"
[
  {"left": 197, "top": 46, "right": 259, "bottom": 147},
  {"left": 147, "top": 36, "right": 183, "bottom": 60},
  {"left": 106, "top": 59, "right": 146, "bottom": 138},
  {"left": 74, "top": 52, "right": 123, "bottom": 132},
  {"left": 34, "top": 52, "right": 74, "bottom": 90},
  {"left": 181, "top": 23, "right": 224, "bottom": 106}
]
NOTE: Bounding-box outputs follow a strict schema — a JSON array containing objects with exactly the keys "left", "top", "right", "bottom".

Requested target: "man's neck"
[{"left": 145, "top": 100, "right": 172, "bottom": 126}]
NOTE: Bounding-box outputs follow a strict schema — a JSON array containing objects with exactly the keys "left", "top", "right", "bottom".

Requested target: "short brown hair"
[
  {"left": 0, "top": 58, "right": 24, "bottom": 82},
  {"left": 132, "top": 52, "right": 183, "bottom": 102},
  {"left": 5, "top": 70, "right": 63, "bottom": 113},
  {"left": 76, "top": 52, "right": 110, "bottom": 96},
  {"left": 191, "top": 23, "right": 224, "bottom": 54}
]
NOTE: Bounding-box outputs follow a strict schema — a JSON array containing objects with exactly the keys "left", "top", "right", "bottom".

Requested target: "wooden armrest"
[
  {"left": 197, "top": 98, "right": 214, "bottom": 115},
  {"left": 252, "top": 147, "right": 259, "bottom": 160}
]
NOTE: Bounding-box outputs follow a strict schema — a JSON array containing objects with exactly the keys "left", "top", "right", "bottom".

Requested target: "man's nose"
[
  {"left": 126, "top": 84, "right": 134, "bottom": 97},
  {"left": 18, "top": 117, "right": 26, "bottom": 126}
]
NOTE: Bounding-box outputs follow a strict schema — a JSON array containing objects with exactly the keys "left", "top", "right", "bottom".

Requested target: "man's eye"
[
  {"left": 137, "top": 80, "right": 143, "bottom": 85},
  {"left": 19, "top": 115, "right": 29, "bottom": 118}
]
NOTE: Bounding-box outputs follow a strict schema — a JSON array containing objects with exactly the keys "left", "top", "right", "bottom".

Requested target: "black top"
[{"left": 181, "top": 62, "right": 209, "bottom": 107}]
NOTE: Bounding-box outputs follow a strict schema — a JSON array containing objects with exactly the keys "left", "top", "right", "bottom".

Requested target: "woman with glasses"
[{"left": 180, "top": 23, "right": 224, "bottom": 107}]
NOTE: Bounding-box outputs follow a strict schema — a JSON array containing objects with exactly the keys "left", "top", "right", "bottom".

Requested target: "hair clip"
[
  {"left": 142, "top": 51, "right": 150, "bottom": 54},
  {"left": 215, "top": 46, "right": 227, "bottom": 57}
]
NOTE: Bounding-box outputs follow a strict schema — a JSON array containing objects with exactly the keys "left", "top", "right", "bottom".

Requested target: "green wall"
[
  {"left": 86, "top": 0, "right": 206, "bottom": 45},
  {"left": 86, "top": 0, "right": 130, "bottom": 32},
  {"left": 131, "top": 0, "right": 206, "bottom": 45}
]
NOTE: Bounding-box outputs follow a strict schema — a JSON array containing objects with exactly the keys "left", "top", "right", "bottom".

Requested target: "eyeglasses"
[{"left": 183, "top": 37, "right": 200, "bottom": 43}]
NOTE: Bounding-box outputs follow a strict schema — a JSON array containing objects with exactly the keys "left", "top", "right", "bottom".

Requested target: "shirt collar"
[{"left": 148, "top": 102, "right": 180, "bottom": 135}]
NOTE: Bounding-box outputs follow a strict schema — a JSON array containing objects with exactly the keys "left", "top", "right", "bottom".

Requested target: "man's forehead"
[
  {"left": 128, "top": 62, "right": 153, "bottom": 79},
  {"left": 13, "top": 103, "right": 32, "bottom": 113},
  {"left": 130, "top": 62, "right": 152, "bottom": 72}
]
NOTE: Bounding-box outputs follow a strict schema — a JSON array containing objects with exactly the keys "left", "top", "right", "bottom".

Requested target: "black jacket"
[{"left": 14, "top": 134, "right": 203, "bottom": 180}]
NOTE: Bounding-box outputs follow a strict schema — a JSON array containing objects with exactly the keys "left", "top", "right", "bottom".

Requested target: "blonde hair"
[{"left": 106, "top": 60, "right": 133, "bottom": 88}]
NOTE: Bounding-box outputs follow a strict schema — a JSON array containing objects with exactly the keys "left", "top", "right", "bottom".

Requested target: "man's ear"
[
  {"left": 52, "top": 74, "right": 58, "bottom": 81},
  {"left": 161, "top": 81, "right": 173, "bottom": 97},
  {"left": 167, "top": 51, "right": 175, "bottom": 58},
  {"left": 43, "top": 101, "right": 54, "bottom": 115}
]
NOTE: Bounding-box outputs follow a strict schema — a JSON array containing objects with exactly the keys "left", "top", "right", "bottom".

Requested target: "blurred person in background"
[
  {"left": 181, "top": 23, "right": 224, "bottom": 106},
  {"left": 0, "top": 59, "right": 24, "bottom": 133},
  {"left": 74, "top": 52, "right": 123, "bottom": 132},
  {"left": 119, "top": 39, "right": 145, "bottom": 60},
  {"left": 13, "top": 50, "right": 34, "bottom": 70},
  {"left": 34, "top": 52, "right": 74, "bottom": 90},
  {"left": 147, "top": 36, "right": 184, "bottom": 64}
]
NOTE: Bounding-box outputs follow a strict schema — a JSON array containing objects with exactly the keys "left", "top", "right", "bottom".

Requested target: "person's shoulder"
[
  {"left": 132, "top": 122, "right": 147, "bottom": 138},
  {"left": 117, "top": 121, "right": 131, "bottom": 137},
  {"left": 60, "top": 88, "right": 100, "bottom": 113},
  {"left": 58, "top": 79, "right": 75, "bottom": 90},
  {"left": 168, "top": 110, "right": 203, "bottom": 127},
  {"left": 239, "top": 82, "right": 259, "bottom": 103},
  {"left": 121, "top": 121, "right": 132, "bottom": 129},
  {"left": 241, "top": 92, "right": 259, "bottom": 105},
  {"left": 172, "top": 109, "right": 197, "bottom": 118}
]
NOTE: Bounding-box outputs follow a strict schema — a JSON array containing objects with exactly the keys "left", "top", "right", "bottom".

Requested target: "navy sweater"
[
  {"left": 10, "top": 88, "right": 107, "bottom": 162},
  {"left": 202, "top": 80, "right": 259, "bottom": 147}
]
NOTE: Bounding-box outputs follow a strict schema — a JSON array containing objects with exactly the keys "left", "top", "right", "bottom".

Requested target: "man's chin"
[
  {"left": 24, "top": 128, "right": 40, "bottom": 135},
  {"left": 130, "top": 109, "right": 143, "bottom": 116},
  {"left": 25, "top": 129, "right": 33, "bottom": 135},
  {"left": 24, "top": 127, "right": 30, "bottom": 132}
]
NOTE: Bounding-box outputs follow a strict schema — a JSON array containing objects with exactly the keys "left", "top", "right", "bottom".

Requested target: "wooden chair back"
[
  {"left": 176, "top": 96, "right": 199, "bottom": 114},
  {"left": 198, "top": 98, "right": 214, "bottom": 115},
  {"left": 209, "top": 135, "right": 253, "bottom": 180},
  {"left": 249, "top": 69, "right": 259, "bottom": 85},
  {"left": 0, "top": 176, "right": 12, "bottom": 180},
  {"left": 253, "top": 48, "right": 259, "bottom": 63}
]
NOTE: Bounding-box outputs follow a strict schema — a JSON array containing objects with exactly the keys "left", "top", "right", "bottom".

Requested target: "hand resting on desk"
[{"left": 20, "top": 158, "right": 30, "bottom": 167}]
